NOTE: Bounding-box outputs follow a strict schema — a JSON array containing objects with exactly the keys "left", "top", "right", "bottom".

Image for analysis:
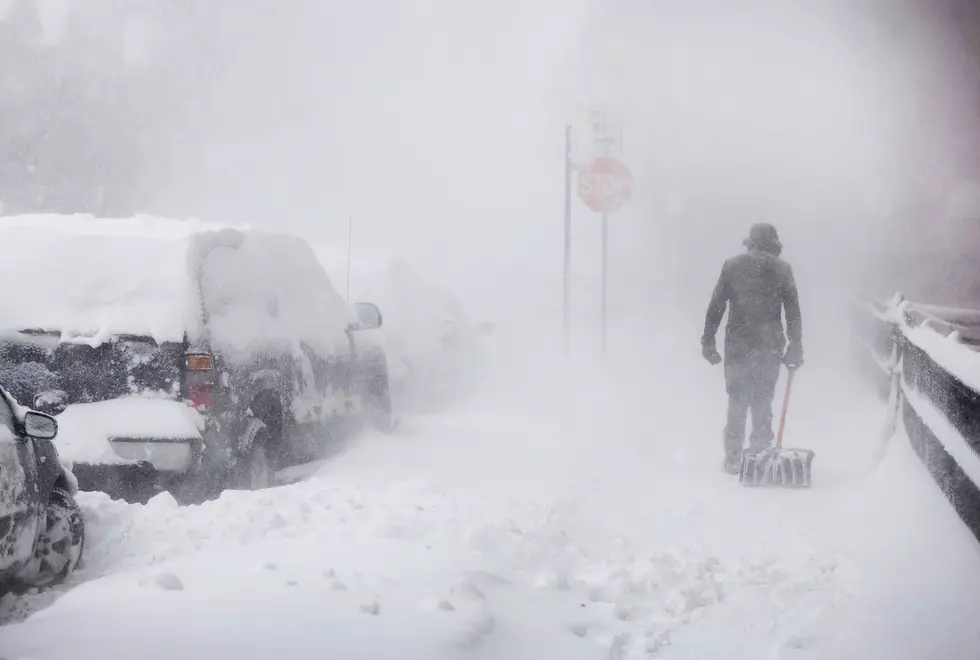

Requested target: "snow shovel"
[{"left": 739, "top": 368, "right": 814, "bottom": 488}]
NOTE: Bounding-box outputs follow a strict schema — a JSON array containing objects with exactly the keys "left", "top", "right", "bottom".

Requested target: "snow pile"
[
  {"left": 0, "top": 464, "right": 848, "bottom": 660},
  {"left": 0, "top": 215, "right": 229, "bottom": 345},
  {"left": 53, "top": 396, "right": 204, "bottom": 466},
  {"left": 0, "top": 344, "right": 921, "bottom": 660}
]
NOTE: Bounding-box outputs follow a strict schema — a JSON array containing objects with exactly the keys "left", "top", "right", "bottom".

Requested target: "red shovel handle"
[{"left": 776, "top": 368, "right": 795, "bottom": 449}]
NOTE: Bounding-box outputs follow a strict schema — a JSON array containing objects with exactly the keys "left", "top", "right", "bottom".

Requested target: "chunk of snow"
[{"left": 58, "top": 457, "right": 79, "bottom": 494}]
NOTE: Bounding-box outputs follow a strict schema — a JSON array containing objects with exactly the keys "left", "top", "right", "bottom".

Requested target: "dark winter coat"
[{"left": 701, "top": 249, "right": 802, "bottom": 366}]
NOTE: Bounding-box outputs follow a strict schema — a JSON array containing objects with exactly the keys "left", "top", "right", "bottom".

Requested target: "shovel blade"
[{"left": 739, "top": 447, "right": 815, "bottom": 488}]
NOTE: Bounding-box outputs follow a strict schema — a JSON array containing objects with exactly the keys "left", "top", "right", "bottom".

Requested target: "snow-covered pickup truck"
[{"left": 0, "top": 216, "right": 392, "bottom": 503}]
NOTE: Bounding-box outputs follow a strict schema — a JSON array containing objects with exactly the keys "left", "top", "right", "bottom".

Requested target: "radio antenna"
[{"left": 346, "top": 215, "right": 353, "bottom": 303}]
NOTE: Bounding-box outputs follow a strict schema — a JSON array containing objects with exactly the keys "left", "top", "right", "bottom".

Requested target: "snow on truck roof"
[{"left": 0, "top": 215, "right": 348, "bottom": 351}]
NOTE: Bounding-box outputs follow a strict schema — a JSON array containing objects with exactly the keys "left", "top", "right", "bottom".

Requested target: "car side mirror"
[
  {"left": 24, "top": 411, "right": 58, "bottom": 440},
  {"left": 347, "top": 302, "right": 383, "bottom": 332}
]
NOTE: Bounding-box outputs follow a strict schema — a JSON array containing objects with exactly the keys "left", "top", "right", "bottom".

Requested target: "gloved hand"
[
  {"left": 783, "top": 342, "right": 804, "bottom": 370},
  {"left": 702, "top": 342, "right": 722, "bottom": 365}
]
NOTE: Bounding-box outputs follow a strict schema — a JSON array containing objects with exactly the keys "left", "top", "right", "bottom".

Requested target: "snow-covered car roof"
[
  {"left": 0, "top": 215, "right": 239, "bottom": 345},
  {"left": 0, "top": 215, "right": 349, "bottom": 354}
]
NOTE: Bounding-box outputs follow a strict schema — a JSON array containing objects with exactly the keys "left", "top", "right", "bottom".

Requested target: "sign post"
[
  {"left": 601, "top": 212, "right": 609, "bottom": 352},
  {"left": 563, "top": 125, "right": 572, "bottom": 356},
  {"left": 576, "top": 155, "right": 632, "bottom": 354}
]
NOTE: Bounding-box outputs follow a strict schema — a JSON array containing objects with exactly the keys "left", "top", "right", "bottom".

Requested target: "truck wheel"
[
  {"left": 23, "top": 488, "right": 85, "bottom": 590},
  {"left": 239, "top": 419, "right": 273, "bottom": 490}
]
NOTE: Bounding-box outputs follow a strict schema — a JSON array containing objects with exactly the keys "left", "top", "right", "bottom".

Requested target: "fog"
[
  {"left": 3, "top": 0, "right": 980, "bottom": 333},
  {"left": 5, "top": 5, "right": 980, "bottom": 653}
]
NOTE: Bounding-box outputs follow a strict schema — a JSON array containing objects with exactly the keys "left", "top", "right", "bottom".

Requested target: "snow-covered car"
[
  {"left": 313, "top": 246, "right": 492, "bottom": 411},
  {"left": 0, "top": 386, "right": 84, "bottom": 596},
  {"left": 0, "top": 216, "right": 392, "bottom": 503}
]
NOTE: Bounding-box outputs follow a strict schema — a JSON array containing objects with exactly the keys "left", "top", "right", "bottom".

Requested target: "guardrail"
[{"left": 856, "top": 293, "right": 980, "bottom": 543}]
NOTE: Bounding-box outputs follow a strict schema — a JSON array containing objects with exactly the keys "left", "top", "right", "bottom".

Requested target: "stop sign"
[{"left": 577, "top": 156, "right": 633, "bottom": 214}]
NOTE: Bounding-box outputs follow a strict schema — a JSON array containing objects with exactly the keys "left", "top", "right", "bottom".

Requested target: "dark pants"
[{"left": 723, "top": 347, "right": 782, "bottom": 460}]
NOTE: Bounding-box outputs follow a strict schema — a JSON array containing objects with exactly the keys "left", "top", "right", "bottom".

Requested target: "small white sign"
[{"left": 588, "top": 106, "right": 623, "bottom": 156}]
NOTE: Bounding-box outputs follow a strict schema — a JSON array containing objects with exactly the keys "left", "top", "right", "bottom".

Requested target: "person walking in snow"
[{"left": 701, "top": 223, "right": 803, "bottom": 474}]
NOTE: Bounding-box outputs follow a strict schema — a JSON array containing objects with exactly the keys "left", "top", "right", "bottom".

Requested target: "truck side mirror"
[
  {"left": 24, "top": 411, "right": 58, "bottom": 439},
  {"left": 348, "top": 302, "right": 383, "bottom": 332}
]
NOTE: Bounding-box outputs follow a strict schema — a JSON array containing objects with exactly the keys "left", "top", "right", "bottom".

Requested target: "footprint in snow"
[
  {"left": 535, "top": 570, "right": 571, "bottom": 591},
  {"left": 613, "top": 604, "right": 633, "bottom": 622},
  {"left": 456, "top": 579, "right": 485, "bottom": 601},
  {"left": 154, "top": 573, "right": 184, "bottom": 591},
  {"left": 454, "top": 611, "right": 496, "bottom": 649},
  {"left": 360, "top": 600, "right": 381, "bottom": 616},
  {"left": 782, "top": 634, "right": 815, "bottom": 652},
  {"left": 268, "top": 513, "right": 288, "bottom": 530}
]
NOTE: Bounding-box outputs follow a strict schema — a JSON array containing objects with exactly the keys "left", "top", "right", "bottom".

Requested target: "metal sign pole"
[
  {"left": 563, "top": 125, "right": 572, "bottom": 356},
  {"left": 601, "top": 211, "right": 608, "bottom": 354}
]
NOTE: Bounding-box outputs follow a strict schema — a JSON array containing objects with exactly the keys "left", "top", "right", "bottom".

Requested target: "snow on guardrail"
[
  {"left": 902, "top": 383, "right": 980, "bottom": 487},
  {"left": 858, "top": 292, "right": 980, "bottom": 543}
]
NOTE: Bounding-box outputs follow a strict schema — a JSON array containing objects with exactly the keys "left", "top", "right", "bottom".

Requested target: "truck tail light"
[
  {"left": 184, "top": 353, "right": 215, "bottom": 411},
  {"left": 185, "top": 354, "right": 213, "bottom": 371}
]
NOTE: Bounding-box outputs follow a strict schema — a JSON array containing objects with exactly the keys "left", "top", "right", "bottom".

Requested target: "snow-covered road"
[{"left": 2, "top": 322, "right": 980, "bottom": 659}]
